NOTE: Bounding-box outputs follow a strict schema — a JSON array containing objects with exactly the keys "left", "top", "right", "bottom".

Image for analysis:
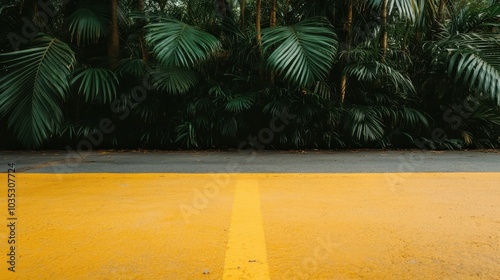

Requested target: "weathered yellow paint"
[
  {"left": 222, "top": 179, "right": 269, "bottom": 280},
  {"left": 1, "top": 173, "right": 235, "bottom": 280},
  {"left": 0, "top": 173, "right": 499, "bottom": 279}
]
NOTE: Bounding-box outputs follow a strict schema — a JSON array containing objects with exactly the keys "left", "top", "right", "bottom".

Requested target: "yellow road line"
[{"left": 223, "top": 179, "right": 270, "bottom": 280}]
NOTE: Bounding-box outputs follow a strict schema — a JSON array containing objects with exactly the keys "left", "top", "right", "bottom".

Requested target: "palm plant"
[
  {"left": 0, "top": 0, "right": 498, "bottom": 149},
  {"left": 144, "top": 18, "right": 222, "bottom": 68},
  {"left": 72, "top": 68, "right": 119, "bottom": 103},
  {"left": 434, "top": 33, "right": 500, "bottom": 103},
  {"left": 411, "top": 1, "right": 500, "bottom": 148},
  {"left": 67, "top": 1, "right": 111, "bottom": 46},
  {"left": 431, "top": 3, "right": 500, "bottom": 103},
  {"left": 0, "top": 35, "right": 75, "bottom": 147},
  {"left": 261, "top": 17, "right": 338, "bottom": 87}
]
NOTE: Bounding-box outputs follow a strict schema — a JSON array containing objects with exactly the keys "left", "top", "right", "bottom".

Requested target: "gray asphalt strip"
[{"left": 1, "top": 150, "right": 499, "bottom": 173}]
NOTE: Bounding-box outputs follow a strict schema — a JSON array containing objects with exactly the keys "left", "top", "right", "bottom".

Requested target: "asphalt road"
[
  {"left": 1, "top": 150, "right": 499, "bottom": 173},
  {"left": 1, "top": 150, "right": 499, "bottom": 279}
]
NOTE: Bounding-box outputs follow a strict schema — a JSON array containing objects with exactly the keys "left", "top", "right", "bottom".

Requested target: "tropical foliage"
[{"left": 0, "top": 0, "right": 499, "bottom": 149}]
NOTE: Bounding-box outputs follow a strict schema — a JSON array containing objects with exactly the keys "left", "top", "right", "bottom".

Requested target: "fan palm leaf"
[
  {"left": 117, "top": 58, "right": 145, "bottom": 77},
  {"left": 149, "top": 65, "right": 199, "bottom": 94},
  {"left": 225, "top": 94, "right": 254, "bottom": 113},
  {"left": 67, "top": 1, "right": 111, "bottom": 46},
  {"left": 221, "top": 117, "right": 238, "bottom": 137},
  {"left": 398, "top": 106, "right": 429, "bottom": 127},
  {"left": 367, "top": 0, "right": 416, "bottom": 22},
  {"left": 263, "top": 100, "right": 290, "bottom": 116},
  {"left": 388, "top": 0, "right": 419, "bottom": 21},
  {"left": 367, "top": 0, "right": 441, "bottom": 22},
  {"left": 344, "top": 61, "right": 416, "bottom": 94},
  {"left": 261, "top": 17, "right": 338, "bottom": 86},
  {"left": 145, "top": 19, "right": 222, "bottom": 68},
  {"left": 344, "top": 106, "right": 385, "bottom": 142},
  {"left": 437, "top": 34, "right": 500, "bottom": 103},
  {"left": 72, "top": 68, "right": 119, "bottom": 103},
  {"left": 175, "top": 122, "right": 198, "bottom": 148},
  {"left": 0, "top": 35, "right": 75, "bottom": 147}
]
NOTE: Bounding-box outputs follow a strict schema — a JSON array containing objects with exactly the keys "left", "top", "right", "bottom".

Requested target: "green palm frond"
[
  {"left": 415, "top": 0, "right": 440, "bottom": 30},
  {"left": 312, "top": 81, "right": 335, "bottom": 99},
  {"left": 263, "top": 100, "right": 290, "bottom": 116},
  {"left": 132, "top": 92, "right": 160, "bottom": 124},
  {"left": 450, "top": 3, "right": 500, "bottom": 34},
  {"left": 438, "top": 34, "right": 500, "bottom": 103},
  {"left": 149, "top": 66, "right": 199, "bottom": 94},
  {"left": 261, "top": 18, "right": 338, "bottom": 86},
  {"left": 367, "top": 0, "right": 427, "bottom": 22},
  {"left": 59, "top": 120, "right": 88, "bottom": 140},
  {"left": 398, "top": 106, "right": 429, "bottom": 127},
  {"left": 388, "top": 0, "right": 418, "bottom": 21},
  {"left": 72, "top": 68, "right": 119, "bottom": 103},
  {"left": 0, "top": 35, "right": 75, "bottom": 147},
  {"left": 175, "top": 122, "right": 198, "bottom": 148},
  {"left": 221, "top": 117, "right": 238, "bottom": 137},
  {"left": 59, "top": 119, "right": 103, "bottom": 141},
  {"left": 117, "top": 0, "right": 132, "bottom": 29},
  {"left": 340, "top": 45, "right": 379, "bottom": 62},
  {"left": 344, "top": 106, "right": 385, "bottom": 142},
  {"left": 469, "top": 106, "right": 500, "bottom": 126},
  {"left": 225, "top": 94, "right": 253, "bottom": 113},
  {"left": 117, "top": 58, "right": 145, "bottom": 77},
  {"left": 67, "top": 1, "right": 111, "bottom": 46},
  {"left": 344, "top": 61, "right": 416, "bottom": 94},
  {"left": 145, "top": 19, "right": 222, "bottom": 68},
  {"left": 208, "top": 85, "right": 227, "bottom": 98}
]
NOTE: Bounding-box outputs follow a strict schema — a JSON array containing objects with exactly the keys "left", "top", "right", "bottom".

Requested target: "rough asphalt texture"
[{"left": 1, "top": 150, "right": 499, "bottom": 173}]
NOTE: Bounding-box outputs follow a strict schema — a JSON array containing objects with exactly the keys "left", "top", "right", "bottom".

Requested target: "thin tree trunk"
[
  {"left": 270, "top": 0, "right": 277, "bottom": 27},
  {"left": 380, "top": 0, "right": 388, "bottom": 60},
  {"left": 256, "top": 0, "right": 262, "bottom": 46},
  {"left": 137, "top": 0, "right": 148, "bottom": 61},
  {"left": 340, "top": 0, "right": 353, "bottom": 103},
  {"left": 108, "top": 0, "right": 120, "bottom": 69},
  {"left": 437, "top": 0, "right": 446, "bottom": 23},
  {"left": 240, "top": 0, "right": 246, "bottom": 32}
]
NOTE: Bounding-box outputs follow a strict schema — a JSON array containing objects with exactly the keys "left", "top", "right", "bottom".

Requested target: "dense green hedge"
[{"left": 0, "top": 0, "right": 499, "bottom": 150}]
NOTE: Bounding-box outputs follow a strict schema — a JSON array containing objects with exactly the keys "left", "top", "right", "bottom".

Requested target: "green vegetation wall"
[{"left": 0, "top": 0, "right": 499, "bottom": 150}]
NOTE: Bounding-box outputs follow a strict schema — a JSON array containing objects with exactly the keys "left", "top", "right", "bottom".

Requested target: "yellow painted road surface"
[{"left": 1, "top": 173, "right": 499, "bottom": 279}]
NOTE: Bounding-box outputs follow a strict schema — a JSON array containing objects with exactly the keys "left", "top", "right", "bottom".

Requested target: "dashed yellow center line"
[{"left": 223, "top": 179, "right": 270, "bottom": 280}]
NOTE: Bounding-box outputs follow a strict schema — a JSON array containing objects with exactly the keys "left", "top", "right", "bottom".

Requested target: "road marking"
[{"left": 223, "top": 179, "right": 270, "bottom": 280}]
